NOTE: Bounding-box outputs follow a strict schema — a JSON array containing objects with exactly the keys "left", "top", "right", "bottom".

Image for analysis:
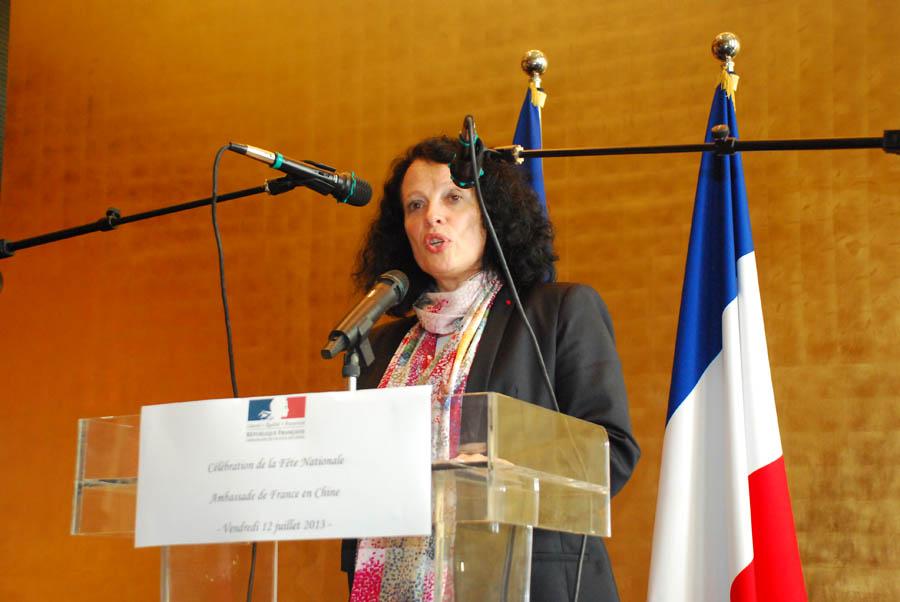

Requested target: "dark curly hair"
[{"left": 354, "top": 135, "right": 557, "bottom": 316}]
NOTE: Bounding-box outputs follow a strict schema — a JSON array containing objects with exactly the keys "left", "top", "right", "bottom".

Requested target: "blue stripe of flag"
[
  {"left": 666, "top": 81, "right": 755, "bottom": 424},
  {"left": 513, "top": 86, "right": 547, "bottom": 217}
]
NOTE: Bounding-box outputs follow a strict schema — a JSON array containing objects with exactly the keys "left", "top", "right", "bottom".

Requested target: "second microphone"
[{"left": 228, "top": 142, "right": 372, "bottom": 207}]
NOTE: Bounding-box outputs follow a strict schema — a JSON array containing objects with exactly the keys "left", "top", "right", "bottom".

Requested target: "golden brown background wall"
[{"left": 1, "top": 1, "right": 897, "bottom": 600}]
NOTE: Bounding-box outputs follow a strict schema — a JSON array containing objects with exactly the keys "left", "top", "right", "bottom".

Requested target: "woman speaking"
[{"left": 341, "top": 135, "right": 640, "bottom": 601}]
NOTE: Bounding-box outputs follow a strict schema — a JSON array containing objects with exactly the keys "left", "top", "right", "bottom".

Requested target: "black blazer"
[{"left": 343, "top": 282, "right": 641, "bottom": 601}]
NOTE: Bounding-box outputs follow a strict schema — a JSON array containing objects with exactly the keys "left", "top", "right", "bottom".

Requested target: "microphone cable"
[
  {"left": 464, "top": 116, "right": 590, "bottom": 602},
  {"left": 465, "top": 116, "right": 559, "bottom": 415},
  {"left": 211, "top": 146, "right": 240, "bottom": 399},
  {"left": 210, "top": 146, "right": 258, "bottom": 602}
]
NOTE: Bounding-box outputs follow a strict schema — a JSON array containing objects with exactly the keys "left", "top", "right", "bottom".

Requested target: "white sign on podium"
[{"left": 135, "top": 386, "right": 431, "bottom": 548}]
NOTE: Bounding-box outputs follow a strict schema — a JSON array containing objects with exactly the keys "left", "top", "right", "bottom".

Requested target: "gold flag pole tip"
[
  {"left": 520, "top": 50, "right": 548, "bottom": 108},
  {"left": 521, "top": 50, "right": 547, "bottom": 86},
  {"left": 712, "top": 33, "right": 740, "bottom": 104},
  {"left": 711, "top": 33, "right": 740, "bottom": 71}
]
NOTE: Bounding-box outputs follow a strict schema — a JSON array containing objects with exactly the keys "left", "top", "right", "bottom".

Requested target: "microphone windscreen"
[
  {"left": 345, "top": 178, "right": 372, "bottom": 207},
  {"left": 378, "top": 270, "right": 409, "bottom": 300}
]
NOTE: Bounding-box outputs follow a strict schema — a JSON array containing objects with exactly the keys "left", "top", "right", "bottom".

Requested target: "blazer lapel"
[{"left": 465, "top": 284, "right": 515, "bottom": 393}]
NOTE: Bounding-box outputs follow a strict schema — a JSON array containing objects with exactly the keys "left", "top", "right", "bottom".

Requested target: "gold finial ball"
[
  {"left": 711, "top": 32, "right": 740, "bottom": 63},
  {"left": 521, "top": 50, "right": 548, "bottom": 79}
]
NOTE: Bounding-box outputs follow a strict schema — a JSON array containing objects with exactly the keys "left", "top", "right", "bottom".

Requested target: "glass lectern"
[{"left": 71, "top": 393, "right": 609, "bottom": 601}]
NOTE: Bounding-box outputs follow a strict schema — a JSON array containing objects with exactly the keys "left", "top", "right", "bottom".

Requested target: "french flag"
[{"left": 647, "top": 75, "right": 807, "bottom": 602}]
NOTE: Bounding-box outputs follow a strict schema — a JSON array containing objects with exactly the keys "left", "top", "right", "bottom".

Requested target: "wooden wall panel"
[{"left": 1, "top": 1, "right": 897, "bottom": 600}]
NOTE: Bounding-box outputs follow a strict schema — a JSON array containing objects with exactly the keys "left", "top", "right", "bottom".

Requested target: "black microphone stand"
[
  {"left": 0, "top": 176, "right": 300, "bottom": 293},
  {"left": 324, "top": 338, "right": 375, "bottom": 392},
  {"left": 336, "top": 344, "right": 368, "bottom": 393},
  {"left": 0, "top": 176, "right": 299, "bottom": 261},
  {"left": 323, "top": 327, "right": 377, "bottom": 392},
  {"left": 491, "top": 128, "right": 900, "bottom": 161}
]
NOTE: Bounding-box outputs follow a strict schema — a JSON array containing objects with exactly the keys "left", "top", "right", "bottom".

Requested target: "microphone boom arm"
[
  {"left": 490, "top": 129, "right": 899, "bottom": 162},
  {"left": 0, "top": 177, "right": 297, "bottom": 260}
]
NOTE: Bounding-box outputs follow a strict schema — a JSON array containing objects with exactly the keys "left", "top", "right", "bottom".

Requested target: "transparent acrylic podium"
[{"left": 71, "top": 393, "right": 609, "bottom": 601}]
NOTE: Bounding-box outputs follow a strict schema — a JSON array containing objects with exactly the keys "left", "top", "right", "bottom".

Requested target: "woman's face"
[{"left": 401, "top": 159, "right": 487, "bottom": 292}]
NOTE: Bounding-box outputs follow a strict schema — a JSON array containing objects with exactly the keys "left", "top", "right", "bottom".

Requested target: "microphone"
[
  {"left": 228, "top": 142, "right": 372, "bottom": 206},
  {"left": 449, "top": 115, "right": 485, "bottom": 189},
  {"left": 321, "top": 270, "right": 409, "bottom": 364}
]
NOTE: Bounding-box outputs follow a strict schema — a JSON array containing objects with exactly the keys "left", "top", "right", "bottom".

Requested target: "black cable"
[
  {"left": 467, "top": 116, "right": 559, "bottom": 415},
  {"left": 500, "top": 526, "right": 517, "bottom": 602},
  {"left": 210, "top": 146, "right": 258, "bottom": 602},
  {"left": 211, "top": 145, "right": 239, "bottom": 399},
  {"left": 574, "top": 534, "right": 588, "bottom": 601},
  {"left": 467, "top": 116, "right": 589, "bottom": 601},
  {"left": 246, "top": 540, "right": 258, "bottom": 602}
]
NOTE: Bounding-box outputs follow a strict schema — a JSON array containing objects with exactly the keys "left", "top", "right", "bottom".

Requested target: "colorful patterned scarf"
[{"left": 349, "top": 272, "right": 503, "bottom": 602}]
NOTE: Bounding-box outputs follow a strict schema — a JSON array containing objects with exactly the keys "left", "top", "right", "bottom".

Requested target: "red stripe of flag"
[{"left": 731, "top": 455, "right": 807, "bottom": 601}]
